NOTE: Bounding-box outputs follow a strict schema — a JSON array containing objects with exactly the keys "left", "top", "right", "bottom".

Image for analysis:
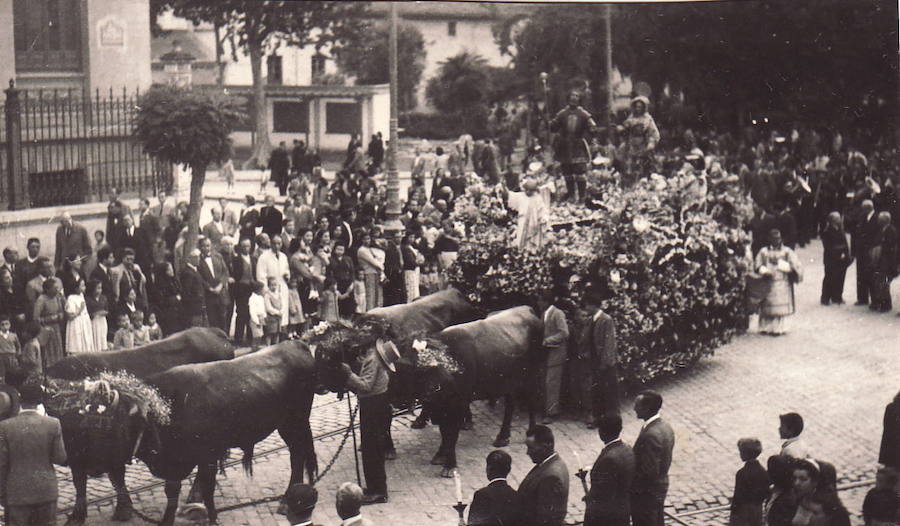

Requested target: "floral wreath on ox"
[
  {"left": 446, "top": 163, "right": 754, "bottom": 384},
  {"left": 301, "top": 320, "right": 463, "bottom": 374}
]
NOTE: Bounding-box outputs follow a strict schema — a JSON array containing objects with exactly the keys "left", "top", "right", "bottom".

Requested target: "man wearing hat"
[
  {"left": 341, "top": 338, "right": 401, "bottom": 505},
  {"left": 0, "top": 382, "right": 67, "bottom": 525},
  {"left": 284, "top": 483, "right": 321, "bottom": 526}
]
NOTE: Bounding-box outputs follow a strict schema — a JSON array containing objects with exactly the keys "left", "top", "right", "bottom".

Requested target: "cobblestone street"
[{"left": 61, "top": 241, "right": 898, "bottom": 525}]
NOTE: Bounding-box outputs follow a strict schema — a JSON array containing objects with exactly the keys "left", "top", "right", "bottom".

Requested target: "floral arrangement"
[
  {"left": 449, "top": 174, "right": 753, "bottom": 384},
  {"left": 300, "top": 318, "right": 389, "bottom": 361},
  {"left": 395, "top": 335, "right": 464, "bottom": 374},
  {"left": 46, "top": 371, "right": 172, "bottom": 426}
]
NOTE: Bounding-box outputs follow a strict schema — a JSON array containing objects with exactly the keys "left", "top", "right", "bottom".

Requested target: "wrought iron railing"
[{"left": 1, "top": 85, "right": 173, "bottom": 210}]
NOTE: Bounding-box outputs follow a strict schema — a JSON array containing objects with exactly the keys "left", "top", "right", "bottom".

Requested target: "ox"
[
  {"left": 141, "top": 340, "right": 318, "bottom": 526},
  {"left": 415, "top": 306, "right": 542, "bottom": 477},
  {"left": 46, "top": 328, "right": 235, "bottom": 526}
]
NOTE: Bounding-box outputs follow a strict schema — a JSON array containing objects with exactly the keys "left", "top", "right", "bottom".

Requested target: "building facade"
[{"left": 0, "top": 0, "right": 152, "bottom": 97}]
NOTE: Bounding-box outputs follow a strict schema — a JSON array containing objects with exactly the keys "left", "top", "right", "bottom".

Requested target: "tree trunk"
[
  {"left": 214, "top": 23, "right": 226, "bottom": 89},
  {"left": 184, "top": 163, "right": 207, "bottom": 258},
  {"left": 244, "top": 41, "right": 270, "bottom": 170}
]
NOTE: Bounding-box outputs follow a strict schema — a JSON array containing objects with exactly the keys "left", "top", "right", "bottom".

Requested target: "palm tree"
[{"left": 426, "top": 52, "right": 490, "bottom": 121}]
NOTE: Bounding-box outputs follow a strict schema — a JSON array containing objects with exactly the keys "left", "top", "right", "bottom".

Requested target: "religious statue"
[
  {"left": 619, "top": 96, "right": 661, "bottom": 182},
  {"left": 508, "top": 179, "right": 550, "bottom": 251},
  {"left": 550, "top": 91, "right": 597, "bottom": 203}
]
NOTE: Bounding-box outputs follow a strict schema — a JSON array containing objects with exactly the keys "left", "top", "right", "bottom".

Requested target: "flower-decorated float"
[{"left": 447, "top": 165, "right": 754, "bottom": 384}]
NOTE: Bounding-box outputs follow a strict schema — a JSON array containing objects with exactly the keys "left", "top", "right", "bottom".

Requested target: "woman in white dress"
[
  {"left": 85, "top": 279, "right": 109, "bottom": 351},
  {"left": 65, "top": 278, "right": 96, "bottom": 354},
  {"left": 257, "top": 234, "right": 291, "bottom": 332}
]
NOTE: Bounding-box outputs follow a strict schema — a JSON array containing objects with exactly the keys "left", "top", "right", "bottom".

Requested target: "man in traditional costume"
[
  {"left": 550, "top": 91, "right": 597, "bottom": 203},
  {"left": 754, "top": 229, "right": 803, "bottom": 335},
  {"left": 619, "top": 96, "right": 660, "bottom": 181}
]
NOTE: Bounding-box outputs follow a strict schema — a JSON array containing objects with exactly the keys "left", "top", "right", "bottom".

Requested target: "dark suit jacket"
[
  {"left": 202, "top": 221, "right": 227, "bottom": 249},
  {"left": 384, "top": 242, "right": 403, "bottom": 281},
  {"left": 89, "top": 265, "right": 115, "bottom": 306},
  {"left": 730, "top": 459, "right": 769, "bottom": 526},
  {"left": 0, "top": 411, "right": 67, "bottom": 506},
  {"left": 578, "top": 309, "right": 618, "bottom": 369},
  {"left": 880, "top": 400, "right": 900, "bottom": 469},
  {"left": 632, "top": 417, "right": 675, "bottom": 497},
  {"left": 231, "top": 254, "right": 256, "bottom": 301},
  {"left": 586, "top": 440, "right": 636, "bottom": 522},
  {"left": 54, "top": 223, "right": 92, "bottom": 269},
  {"left": 469, "top": 479, "right": 521, "bottom": 526},
  {"left": 258, "top": 206, "right": 284, "bottom": 238},
  {"left": 198, "top": 254, "right": 230, "bottom": 305},
  {"left": 517, "top": 454, "right": 570, "bottom": 526},
  {"left": 239, "top": 208, "right": 259, "bottom": 241},
  {"left": 179, "top": 265, "right": 207, "bottom": 318}
]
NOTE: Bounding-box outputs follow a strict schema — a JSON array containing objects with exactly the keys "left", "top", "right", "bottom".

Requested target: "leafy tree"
[
  {"left": 155, "top": 1, "right": 370, "bottom": 168},
  {"left": 134, "top": 86, "right": 244, "bottom": 254},
  {"left": 336, "top": 23, "right": 426, "bottom": 111},
  {"left": 426, "top": 52, "right": 493, "bottom": 130},
  {"left": 495, "top": 1, "right": 899, "bottom": 132}
]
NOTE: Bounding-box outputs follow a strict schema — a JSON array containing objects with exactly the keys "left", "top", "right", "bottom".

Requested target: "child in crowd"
[
  {"left": 729, "top": 438, "right": 769, "bottom": 526},
  {"left": 287, "top": 277, "right": 305, "bottom": 339},
  {"left": 318, "top": 277, "right": 347, "bottom": 323},
  {"left": 131, "top": 310, "right": 149, "bottom": 347},
  {"left": 0, "top": 315, "right": 21, "bottom": 382},
  {"left": 146, "top": 312, "right": 162, "bottom": 342},
  {"left": 352, "top": 269, "right": 367, "bottom": 317},
  {"left": 112, "top": 313, "right": 135, "bottom": 350},
  {"left": 420, "top": 262, "right": 440, "bottom": 296},
  {"left": 19, "top": 321, "right": 42, "bottom": 377},
  {"left": 263, "top": 277, "right": 282, "bottom": 345},
  {"left": 248, "top": 281, "right": 267, "bottom": 350},
  {"left": 863, "top": 466, "right": 899, "bottom": 526}
]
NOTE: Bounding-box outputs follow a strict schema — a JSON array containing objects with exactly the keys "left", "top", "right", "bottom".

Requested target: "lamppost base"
[{"left": 380, "top": 217, "right": 405, "bottom": 233}]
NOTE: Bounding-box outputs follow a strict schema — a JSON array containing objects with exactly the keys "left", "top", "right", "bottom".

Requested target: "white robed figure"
[
  {"left": 508, "top": 179, "right": 550, "bottom": 251},
  {"left": 256, "top": 234, "right": 291, "bottom": 329},
  {"left": 65, "top": 279, "right": 96, "bottom": 354},
  {"left": 755, "top": 228, "right": 802, "bottom": 335}
]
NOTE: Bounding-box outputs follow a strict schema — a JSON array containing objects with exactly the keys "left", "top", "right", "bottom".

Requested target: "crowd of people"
[{"left": 0, "top": 92, "right": 899, "bottom": 525}]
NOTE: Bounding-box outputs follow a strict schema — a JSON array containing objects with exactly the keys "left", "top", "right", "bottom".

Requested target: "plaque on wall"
[{"left": 99, "top": 17, "right": 126, "bottom": 48}]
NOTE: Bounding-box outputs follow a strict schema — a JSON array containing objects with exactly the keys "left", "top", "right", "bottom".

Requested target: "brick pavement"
[{"left": 60, "top": 242, "right": 897, "bottom": 525}]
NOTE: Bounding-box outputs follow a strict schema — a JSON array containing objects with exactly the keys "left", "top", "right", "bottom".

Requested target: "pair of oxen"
[{"left": 43, "top": 288, "right": 542, "bottom": 526}]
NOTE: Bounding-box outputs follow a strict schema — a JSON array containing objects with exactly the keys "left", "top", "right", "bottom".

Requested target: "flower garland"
[{"left": 45, "top": 370, "right": 172, "bottom": 426}]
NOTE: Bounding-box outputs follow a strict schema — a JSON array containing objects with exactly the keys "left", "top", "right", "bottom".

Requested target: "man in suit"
[
  {"left": 268, "top": 141, "right": 291, "bottom": 197},
  {"left": 577, "top": 293, "right": 621, "bottom": 427},
  {"left": 382, "top": 230, "right": 404, "bottom": 306},
  {"left": 231, "top": 238, "right": 256, "bottom": 345},
  {"left": 469, "top": 449, "right": 521, "bottom": 526},
  {"left": 518, "top": 425, "right": 569, "bottom": 526},
  {"left": 105, "top": 188, "right": 131, "bottom": 252},
  {"left": 335, "top": 482, "right": 375, "bottom": 526},
  {"left": 150, "top": 191, "right": 174, "bottom": 232},
  {"left": 259, "top": 195, "right": 284, "bottom": 239},
  {"left": 239, "top": 195, "right": 260, "bottom": 250},
  {"left": 284, "top": 483, "right": 322, "bottom": 526},
  {"left": 109, "top": 249, "right": 149, "bottom": 313},
  {"left": 537, "top": 293, "right": 569, "bottom": 424},
  {"left": 218, "top": 198, "right": 239, "bottom": 237},
  {"left": 180, "top": 249, "right": 208, "bottom": 328},
  {"left": 869, "top": 211, "right": 897, "bottom": 312},
  {"left": 54, "top": 212, "right": 92, "bottom": 271},
  {"left": 0, "top": 382, "right": 67, "bottom": 525},
  {"left": 285, "top": 196, "right": 315, "bottom": 235},
  {"left": 851, "top": 199, "right": 879, "bottom": 306},
  {"left": 630, "top": 391, "right": 676, "bottom": 526},
  {"left": 202, "top": 207, "right": 227, "bottom": 251},
  {"left": 1, "top": 248, "right": 17, "bottom": 281},
  {"left": 197, "top": 237, "right": 231, "bottom": 333},
  {"left": 585, "top": 413, "right": 635, "bottom": 526}
]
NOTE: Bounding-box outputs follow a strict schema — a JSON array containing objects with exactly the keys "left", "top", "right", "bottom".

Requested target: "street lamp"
[{"left": 382, "top": 1, "right": 404, "bottom": 233}]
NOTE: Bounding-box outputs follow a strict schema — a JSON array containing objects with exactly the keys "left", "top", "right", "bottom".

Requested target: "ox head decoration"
[
  {"left": 308, "top": 318, "right": 391, "bottom": 394},
  {"left": 389, "top": 334, "right": 462, "bottom": 402}
]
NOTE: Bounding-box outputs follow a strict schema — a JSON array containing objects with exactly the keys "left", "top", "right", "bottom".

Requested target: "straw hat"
[{"left": 375, "top": 339, "right": 401, "bottom": 372}]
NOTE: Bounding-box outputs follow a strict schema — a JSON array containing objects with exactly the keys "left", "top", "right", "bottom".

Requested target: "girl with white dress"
[
  {"left": 85, "top": 279, "right": 108, "bottom": 352},
  {"left": 65, "top": 278, "right": 96, "bottom": 354}
]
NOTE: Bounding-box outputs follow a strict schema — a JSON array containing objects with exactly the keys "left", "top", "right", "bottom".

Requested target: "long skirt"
[
  {"left": 761, "top": 279, "right": 795, "bottom": 317},
  {"left": 66, "top": 311, "right": 95, "bottom": 354},
  {"left": 759, "top": 315, "right": 786, "bottom": 335},
  {"left": 403, "top": 269, "right": 420, "bottom": 303},
  {"left": 364, "top": 273, "right": 383, "bottom": 312},
  {"left": 38, "top": 325, "right": 64, "bottom": 370},
  {"left": 91, "top": 314, "right": 108, "bottom": 352}
]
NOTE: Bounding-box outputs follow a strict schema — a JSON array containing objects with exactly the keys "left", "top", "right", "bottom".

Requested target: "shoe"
[
  {"left": 361, "top": 493, "right": 388, "bottom": 505},
  {"left": 385, "top": 448, "right": 397, "bottom": 460},
  {"left": 411, "top": 417, "right": 428, "bottom": 429},
  {"left": 586, "top": 420, "right": 596, "bottom": 429},
  {"left": 541, "top": 417, "right": 554, "bottom": 425},
  {"left": 855, "top": 301, "right": 869, "bottom": 306},
  {"left": 820, "top": 299, "right": 830, "bottom": 306}
]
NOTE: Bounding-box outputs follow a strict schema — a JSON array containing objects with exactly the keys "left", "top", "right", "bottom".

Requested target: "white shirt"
[
  {"left": 292, "top": 521, "right": 312, "bottom": 526},
  {"left": 248, "top": 293, "right": 266, "bottom": 325},
  {"left": 539, "top": 452, "right": 558, "bottom": 467},
  {"left": 603, "top": 437, "right": 622, "bottom": 448},
  {"left": 642, "top": 413, "right": 661, "bottom": 430},
  {"left": 488, "top": 477, "right": 507, "bottom": 485},
  {"left": 205, "top": 257, "right": 216, "bottom": 279}
]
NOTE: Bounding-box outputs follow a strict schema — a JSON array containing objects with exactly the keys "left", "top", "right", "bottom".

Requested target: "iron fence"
[{"left": 1, "top": 86, "right": 172, "bottom": 210}]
